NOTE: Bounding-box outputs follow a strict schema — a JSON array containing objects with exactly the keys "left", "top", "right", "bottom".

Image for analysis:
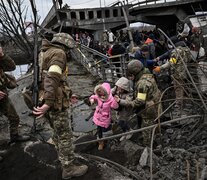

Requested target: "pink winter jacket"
[{"left": 89, "top": 83, "right": 119, "bottom": 128}]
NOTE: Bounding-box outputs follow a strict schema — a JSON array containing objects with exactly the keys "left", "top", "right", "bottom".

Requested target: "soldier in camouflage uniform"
[
  {"left": 154, "top": 46, "right": 191, "bottom": 110},
  {"left": 120, "top": 60, "right": 161, "bottom": 146},
  {"left": 0, "top": 47, "right": 30, "bottom": 160},
  {"left": 32, "top": 33, "right": 88, "bottom": 179}
]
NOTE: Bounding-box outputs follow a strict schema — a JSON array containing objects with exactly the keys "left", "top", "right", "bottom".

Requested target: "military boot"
[
  {"left": 10, "top": 134, "right": 30, "bottom": 143},
  {"left": 62, "top": 164, "right": 88, "bottom": 179}
]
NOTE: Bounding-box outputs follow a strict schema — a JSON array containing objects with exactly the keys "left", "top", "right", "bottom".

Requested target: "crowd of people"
[
  {"left": 0, "top": 21, "right": 206, "bottom": 179},
  {"left": 85, "top": 23, "right": 206, "bottom": 150}
]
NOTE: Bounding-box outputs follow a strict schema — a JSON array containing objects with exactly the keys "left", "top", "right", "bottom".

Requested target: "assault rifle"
[{"left": 30, "top": 0, "right": 39, "bottom": 132}]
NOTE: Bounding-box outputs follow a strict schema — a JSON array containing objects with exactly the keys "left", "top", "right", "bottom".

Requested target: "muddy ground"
[{"left": 1, "top": 59, "right": 207, "bottom": 180}]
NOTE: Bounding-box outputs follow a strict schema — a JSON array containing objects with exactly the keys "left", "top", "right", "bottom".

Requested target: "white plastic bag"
[{"left": 198, "top": 46, "right": 205, "bottom": 58}]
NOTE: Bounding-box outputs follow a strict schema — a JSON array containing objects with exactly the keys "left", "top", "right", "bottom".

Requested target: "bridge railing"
[
  {"left": 70, "top": 44, "right": 129, "bottom": 83},
  {"left": 130, "top": 0, "right": 178, "bottom": 8}
]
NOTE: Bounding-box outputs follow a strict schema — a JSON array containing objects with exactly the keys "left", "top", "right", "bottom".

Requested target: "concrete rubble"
[{"left": 0, "top": 59, "right": 207, "bottom": 180}]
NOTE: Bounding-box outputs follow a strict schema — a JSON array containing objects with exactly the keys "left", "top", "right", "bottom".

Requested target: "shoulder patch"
[{"left": 137, "top": 92, "right": 147, "bottom": 101}]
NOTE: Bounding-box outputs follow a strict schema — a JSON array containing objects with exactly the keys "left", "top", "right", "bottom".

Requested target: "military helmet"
[
  {"left": 51, "top": 33, "right": 75, "bottom": 49},
  {"left": 127, "top": 60, "right": 143, "bottom": 75}
]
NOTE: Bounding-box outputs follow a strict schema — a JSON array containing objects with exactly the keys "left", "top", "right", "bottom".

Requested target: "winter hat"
[{"left": 115, "top": 77, "right": 132, "bottom": 92}]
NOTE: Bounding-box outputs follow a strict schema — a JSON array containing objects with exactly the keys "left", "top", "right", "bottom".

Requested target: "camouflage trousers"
[
  {"left": 140, "top": 99, "right": 160, "bottom": 147},
  {"left": 48, "top": 110, "right": 75, "bottom": 168},
  {"left": 0, "top": 97, "right": 20, "bottom": 135},
  {"left": 141, "top": 117, "right": 154, "bottom": 146}
]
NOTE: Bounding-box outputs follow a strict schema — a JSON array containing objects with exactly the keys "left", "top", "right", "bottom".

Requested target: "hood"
[
  {"left": 94, "top": 82, "right": 112, "bottom": 101},
  {"left": 115, "top": 77, "right": 132, "bottom": 92},
  {"left": 40, "top": 39, "right": 52, "bottom": 52}
]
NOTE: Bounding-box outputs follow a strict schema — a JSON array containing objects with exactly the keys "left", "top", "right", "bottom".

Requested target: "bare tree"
[{"left": 0, "top": 0, "right": 39, "bottom": 62}]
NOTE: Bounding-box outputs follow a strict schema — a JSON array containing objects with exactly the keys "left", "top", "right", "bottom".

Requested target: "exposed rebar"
[
  {"left": 186, "top": 159, "right": 190, "bottom": 180},
  {"left": 157, "top": 28, "right": 207, "bottom": 112},
  {"left": 74, "top": 115, "right": 201, "bottom": 146},
  {"left": 84, "top": 153, "right": 143, "bottom": 179},
  {"left": 150, "top": 124, "right": 158, "bottom": 180}
]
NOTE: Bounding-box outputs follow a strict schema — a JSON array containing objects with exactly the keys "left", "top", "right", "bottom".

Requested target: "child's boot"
[
  {"left": 119, "top": 135, "right": 126, "bottom": 141},
  {"left": 98, "top": 141, "right": 104, "bottom": 150},
  {"left": 126, "top": 129, "right": 133, "bottom": 140}
]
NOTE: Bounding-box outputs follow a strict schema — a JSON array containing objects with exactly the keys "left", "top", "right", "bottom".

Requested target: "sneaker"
[
  {"left": 10, "top": 134, "right": 30, "bottom": 143},
  {"left": 119, "top": 136, "right": 126, "bottom": 141},
  {"left": 125, "top": 133, "right": 132, "bottom": 140},
  {"left": 98, "top": 141, "right": 104, "bottom": 150},
  {"left": 62, "top": 164, "right": 88, "bottom": 179}
]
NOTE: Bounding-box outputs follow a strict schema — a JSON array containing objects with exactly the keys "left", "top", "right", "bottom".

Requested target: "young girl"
[
  {"left": 112, "top": 77, "right": 134, "bottom": 141},
  {"left": 90, "top": 82, "right": 119, "bottom": 150}
]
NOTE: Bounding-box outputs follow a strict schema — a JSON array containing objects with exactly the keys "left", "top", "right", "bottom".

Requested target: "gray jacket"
[{"left": 112, "top": 77, "right": 134, "bottom": 121}]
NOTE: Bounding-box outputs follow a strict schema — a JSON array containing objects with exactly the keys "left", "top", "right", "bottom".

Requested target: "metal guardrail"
[{"left": 70, "top": 44, "right": 129, "bottom": 83}]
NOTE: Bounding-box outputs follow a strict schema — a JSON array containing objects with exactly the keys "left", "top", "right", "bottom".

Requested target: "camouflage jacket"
[
  {"left": 111, "top": 77, "right": 133, "bottom": 121},
  {"left": 39, "top": 41, "right": 71, "bottom": 110},
  {"left": 160, "top": 46, "right": 191, "bottom": 80},
  {"left": 120, "top": 68, "right": 161, "bottom": 112},
  {"left": 0, "top": 54, "right": 16, "bottom": 92}
]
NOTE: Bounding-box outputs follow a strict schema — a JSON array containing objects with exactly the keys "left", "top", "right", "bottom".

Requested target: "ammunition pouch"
[
  {"left": 63, "top": 85, "right": 72, "bottom": 108},
  {"left": 145, "top": 100, "right": 157, "bottom": 118},
  {"left": 54, "top": 84, "right": 72, "bottom": 111},
  {"left": 54, "top": 87, "right": 63, "bottom": 111},
  {"left": 22, "top": 83, "right": 72, "bottom": 111}
]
